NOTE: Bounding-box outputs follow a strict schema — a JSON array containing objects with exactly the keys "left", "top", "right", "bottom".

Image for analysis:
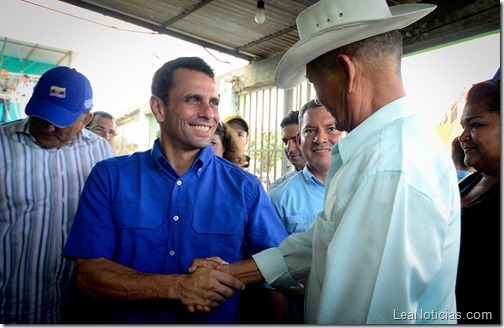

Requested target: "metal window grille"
[{"left": 238, "top": 81, "right": 315, "bottom": 190}]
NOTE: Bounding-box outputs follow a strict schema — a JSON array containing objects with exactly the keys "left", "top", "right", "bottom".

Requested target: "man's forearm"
[
  {"left": 224, "top": 258, "right": 265, "bottom": 285},
  {"left": 75, "top": 257, "right": 181, "bottom": 301},
  {"left": 76, "top": 257, "right": 244, "bottom": 309}
]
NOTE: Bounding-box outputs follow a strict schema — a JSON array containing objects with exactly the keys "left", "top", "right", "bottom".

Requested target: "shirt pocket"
[
  {"left": 113, "top": 201, "right": 167, "bottom": 266},
  {"left": 190, "top": 206, "right": 245, "bottom": 262},
  {"left": 285, "top": 214, "right": 316, "bottom": 234}
]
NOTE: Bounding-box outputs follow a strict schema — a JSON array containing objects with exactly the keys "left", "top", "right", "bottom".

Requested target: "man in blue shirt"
[
  {"left": 268, "top": 99, "right": 344, "bottom": 324},
  {"left": 269, "top": 100, "right": 345, "bottom": 235},
  {"left": 62, "top": 57, "right": 288, "bottom": 324}
]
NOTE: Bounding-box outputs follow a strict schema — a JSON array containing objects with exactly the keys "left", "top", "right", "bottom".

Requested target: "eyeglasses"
[{"left": 88, "top": 126, "right": 118, "bottom": 137}]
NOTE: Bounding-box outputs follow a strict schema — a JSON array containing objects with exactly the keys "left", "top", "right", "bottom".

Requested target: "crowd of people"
[{"left": 0, "top": 0, "right": 500, "bottom": 325}]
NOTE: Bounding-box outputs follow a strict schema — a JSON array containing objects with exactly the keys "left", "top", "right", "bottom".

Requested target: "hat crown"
[
  {"left": 33, "top": 66, "right": 92, "bottom": 112},
  {"left": 26, "top": 66, "right": 93, "bottom": 127},
  {"left": 297, "top": 0, "right": 392, "bottom": 40}
]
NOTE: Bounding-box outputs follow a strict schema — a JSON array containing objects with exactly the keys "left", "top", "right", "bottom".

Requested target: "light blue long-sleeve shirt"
[
  {"left": 253, "top": 98, "right": 461, "bottom": 324},
  {"left": 268, "top": 166, "right": 325, "bottom": 234}
]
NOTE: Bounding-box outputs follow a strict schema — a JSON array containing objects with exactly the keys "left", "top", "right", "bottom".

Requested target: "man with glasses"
[{"left": 86, "top": 111, "right": 117, "bottom": 146}]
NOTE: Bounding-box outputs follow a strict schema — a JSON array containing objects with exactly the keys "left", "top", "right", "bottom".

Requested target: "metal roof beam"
[
  {"left": 58, "top": 0, "right": 253, "bottom": 61},
  {"left": 161, "top": 0, "right": 216, "bottom": 27}
]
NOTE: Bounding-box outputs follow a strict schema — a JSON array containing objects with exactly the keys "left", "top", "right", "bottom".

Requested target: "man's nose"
[
  {"left": 313, "top": 130, "right": 327, "bottom": 143},
  {"left": 39, "top": 121, "right": 57, "bottom": 132}
]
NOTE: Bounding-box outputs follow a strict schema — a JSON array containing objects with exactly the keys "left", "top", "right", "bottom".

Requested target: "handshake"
[{"left": 183, "top": 257, "right": 260, "bottom": 313}]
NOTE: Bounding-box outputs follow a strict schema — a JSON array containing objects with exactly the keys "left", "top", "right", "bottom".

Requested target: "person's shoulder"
[
  {"left": 212, "top": 156, "right": 264, "bottom": 186},
  {"left": 80, "top": 129, "right": 114, "bottom": 154},
  {"left": 269, "top": 170, "right": 296, "bottom": 190},
  {"left": 0, "top": 119, "right": 23, "bottom": 134},
  {"left": 268, "top": 171, "right": 301, "bottom": 199},
  {"left": 278, "top": 170, "right": 298, "bottom": 183},
  {"left": 214, "top": 156, "right": 251, "bottom": 175},
  {"left": 95, "top": 149, "right": 149, "bottom": 170}
]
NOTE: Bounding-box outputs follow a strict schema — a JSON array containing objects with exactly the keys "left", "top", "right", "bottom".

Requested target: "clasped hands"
[{"left": 183, "top": 257, "right": 243, "bottom": 313}]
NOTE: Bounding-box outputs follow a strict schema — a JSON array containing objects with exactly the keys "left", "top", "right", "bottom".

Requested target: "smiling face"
[
  {"left": 459, "top": 100, "right": 500, "bottom": 175},
  {"left": 281, "top": 123, "right": 306, "bottom": 170},
  {"left": 297, "top": 106, "right": 345, "bottom": 182},
  {"left": 29, "top": 113, "right": 91, "bottom": 149},
  {"left": 152, "top": 68, "right": 220, "bottom": 153}
]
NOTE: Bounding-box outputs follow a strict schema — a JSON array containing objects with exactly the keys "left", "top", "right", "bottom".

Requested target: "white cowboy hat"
[{"left": 275, "top": 0, "right": 436, "bottom": 89}]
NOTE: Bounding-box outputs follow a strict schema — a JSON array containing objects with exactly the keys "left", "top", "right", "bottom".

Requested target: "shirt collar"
[
  {"left": 333, "top": 97, "right": 412, "bottom": 166},
  {"left": 301, "top": 165, "right": 326, "bottom": 186},
  {"left": 150, "top": 138, "right": 214, "bottom": 177}
]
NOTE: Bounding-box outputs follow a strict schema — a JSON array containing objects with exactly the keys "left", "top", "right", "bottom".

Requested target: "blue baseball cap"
[{"left": 26, "top": 66, "right": 93, "bottom": 127}]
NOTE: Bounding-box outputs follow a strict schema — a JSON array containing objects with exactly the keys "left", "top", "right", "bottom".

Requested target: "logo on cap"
[{"left": 49, "top": 86, "right": 66, "bottom": 99}]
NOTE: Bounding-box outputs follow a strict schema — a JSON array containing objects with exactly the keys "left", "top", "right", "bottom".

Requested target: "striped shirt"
[{"left": 0, "top": 118, "right": 114, "bottom": 323}]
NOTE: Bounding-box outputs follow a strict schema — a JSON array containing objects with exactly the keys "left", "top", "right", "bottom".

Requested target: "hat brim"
[
  {"left": 275, "top": 4, "right": 436, "bottom": 89},
  {"left": 25, "top": 95, "right": 83, "bottom": 128}
]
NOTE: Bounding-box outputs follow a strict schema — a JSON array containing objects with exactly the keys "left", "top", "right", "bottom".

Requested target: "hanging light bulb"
[{"left": 255, "top": 0, "right": 266, "bottom": 24}]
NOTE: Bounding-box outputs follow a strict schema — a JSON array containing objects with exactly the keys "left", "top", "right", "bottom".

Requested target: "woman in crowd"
[
  {"left": 455, "top": 77, "right": 500, "bottom": 324},
  {"left": 211, "top": 122, "right": 248, "bottom": 168}
]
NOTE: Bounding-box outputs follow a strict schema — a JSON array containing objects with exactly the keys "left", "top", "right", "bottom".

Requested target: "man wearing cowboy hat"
[{"left": 190, "top": 0, "right": 461, "bottom": 324}]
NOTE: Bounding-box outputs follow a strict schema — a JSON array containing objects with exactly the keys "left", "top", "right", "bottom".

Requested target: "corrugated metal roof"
[{"left": 57, "top": 0, "right": 500, "bottom": 62}]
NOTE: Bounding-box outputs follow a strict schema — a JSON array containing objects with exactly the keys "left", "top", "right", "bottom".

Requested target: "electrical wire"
[{"left": 21, "top": 0, "right": 158, "bottom": 34}]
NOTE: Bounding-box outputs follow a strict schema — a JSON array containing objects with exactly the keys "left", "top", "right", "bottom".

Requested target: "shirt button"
[
  {"left": 173, "top": 215, "right": 179, "bottom": 221},
  {"left": 169, "top": 251, "right": 175, "bottom": 256},
  {"left": 176, "top": 180, "right": 182, "bottom": 186}
]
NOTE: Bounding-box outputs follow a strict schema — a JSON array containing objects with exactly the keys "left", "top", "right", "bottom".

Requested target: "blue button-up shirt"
[
  {"left": 268, "top": 166, "right": 325, "bottom": 234},
  {"left": 63, "top": 139, "right": 288, "bottom": 324}
]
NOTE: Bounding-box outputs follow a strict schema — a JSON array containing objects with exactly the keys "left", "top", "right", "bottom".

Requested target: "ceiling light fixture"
[{"left": 255, "top": 0, "right": 266, "bottom": 24}]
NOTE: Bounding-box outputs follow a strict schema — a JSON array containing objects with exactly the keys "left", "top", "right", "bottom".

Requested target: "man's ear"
[
  {"left": 150, "top": 95, "right": 165, "bottom": 123},
  {"left": 336, "top": 54, "right": 357, "bottom": 93},
  {"left": 81, "top": 112, "right": 93, "bottom": 127},
  {"left": 296, "top": 131, "right": 301, "bottom": 146}
]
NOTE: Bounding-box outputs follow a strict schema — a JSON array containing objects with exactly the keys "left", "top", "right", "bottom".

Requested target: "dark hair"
[
  {"left": 86, "top": 111, "right": 116, "bottom": 128},
  {"left": 298, "top": 99, "right": 331, "bottom": 127},
  {"left": 465, "top": 81, "right": 500, "bottom": 114},
  {"left": 151, "top": 57, "right": 215, "bottom": 105},
  {"left": 215, "top": 123, "right": 247, "bottom": 167},
  {"left": 311, "top": 30, "right": 403, "bottom": 76},
  {"left": 280, "top": 110, "right": 300, "bottom": 128}
]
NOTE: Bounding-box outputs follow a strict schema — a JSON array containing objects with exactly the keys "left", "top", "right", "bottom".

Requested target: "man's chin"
[{"left": 35, "top": 136, "right": 64, "bottom": 149}]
